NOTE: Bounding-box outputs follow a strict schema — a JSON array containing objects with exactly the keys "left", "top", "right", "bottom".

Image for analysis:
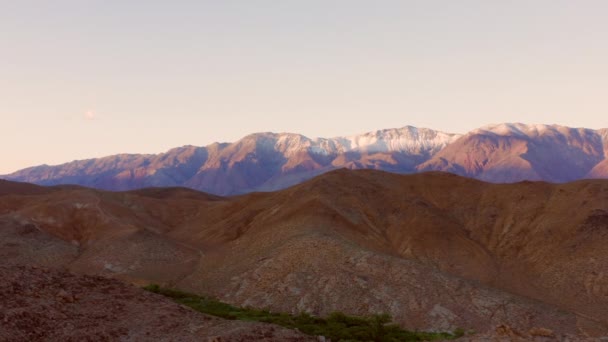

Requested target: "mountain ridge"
[
  {"left": 2, "top": 170, "right": 608, "bottom": 336},
  {"left": 3, "top": 123, "right": 608, "bottom": 195}
]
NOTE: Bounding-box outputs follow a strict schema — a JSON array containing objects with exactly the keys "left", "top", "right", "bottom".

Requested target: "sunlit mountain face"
[{"left": 4, "top": 123, "right": 607, "bottom": 195}]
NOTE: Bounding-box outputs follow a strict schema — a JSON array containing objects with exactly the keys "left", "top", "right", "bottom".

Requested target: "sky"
[{"left": 1, "top": 1, "right": 608, "bottom": 174}]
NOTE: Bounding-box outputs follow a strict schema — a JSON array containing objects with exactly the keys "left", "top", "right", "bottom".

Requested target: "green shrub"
[{"left": 144, "top": 284, "right": 466, "bottom": 341}]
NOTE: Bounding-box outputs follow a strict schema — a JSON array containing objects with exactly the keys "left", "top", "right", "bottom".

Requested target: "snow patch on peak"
[
  {"left": 597, "top": 129, "right": 608, "bottom": 149},
  {"left": 324, "top": 126, "right": 460, "bottom": 155},
  {"left": 241, "top": 126, "right": 461, "bottom": 156},
  {"left": 273, "top": 133, "right": 314, "bottom": 157},
  {"left": 473, "top": 123, "right": 578, "bottom": 137}
]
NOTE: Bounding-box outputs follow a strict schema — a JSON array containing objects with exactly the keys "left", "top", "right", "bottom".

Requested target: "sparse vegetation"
[{"left": 144, "top": 284, "right": 465, "bottom": 341}]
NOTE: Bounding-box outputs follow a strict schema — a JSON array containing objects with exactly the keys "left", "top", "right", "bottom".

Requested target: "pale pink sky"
[{"left": 1, "top": 1, "right": 607, "bottom": 174}]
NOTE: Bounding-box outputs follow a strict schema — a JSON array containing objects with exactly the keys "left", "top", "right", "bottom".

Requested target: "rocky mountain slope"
[
  {"left": 4, "top": 123, "right": 608, "bottom": 195},
  {"left": 1, "top": 171, "right": 608, "bottom": 337},
  {"left": 418, "top": 123, "right": 607, "bottom": 183},
  {"left": 0, "top": 264, "right": 312, "bottom": 341},
  {"left": 3, "top": 126, "right": 459, "bottom": 195}
]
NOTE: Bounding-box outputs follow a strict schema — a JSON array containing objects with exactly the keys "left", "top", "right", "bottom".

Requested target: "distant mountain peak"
[
  {"left": 3, "top": 123, "right": 608, "bottom": 194},
  {"left": 227, "top": 126, "right": 458, "bottom": 157},
  {"left": 472, "top": 123, "right": 597, "bottom": 138},
  {"left": 327, "top": 125, "right": 460, "bottom": 155}
]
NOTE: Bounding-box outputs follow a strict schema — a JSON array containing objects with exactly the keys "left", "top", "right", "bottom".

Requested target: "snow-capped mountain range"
[{"left": 4, "top": 123, "right": 608, "bottom": 195}]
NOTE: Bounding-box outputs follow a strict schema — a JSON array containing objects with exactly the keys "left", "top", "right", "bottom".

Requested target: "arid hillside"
[
  {"left": 1, "top": 170, "right": 608, "bottom": 338},
  {"left": 0, "top": 265, "right": 312, "bottom": 341}
]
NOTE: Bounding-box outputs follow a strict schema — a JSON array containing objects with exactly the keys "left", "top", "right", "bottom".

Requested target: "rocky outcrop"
[{"left": 0, "top": 265, "right": 313, "bottom": 341}]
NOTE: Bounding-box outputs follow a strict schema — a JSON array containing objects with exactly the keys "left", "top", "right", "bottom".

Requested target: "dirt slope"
[
  {"left": 0, "top": 265, "right": 312, "bottom": 341},
  {"left": 1, "top": 170, "right": 608, "bottom": 337}
]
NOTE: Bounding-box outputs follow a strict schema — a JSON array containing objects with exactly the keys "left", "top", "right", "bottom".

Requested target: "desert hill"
[
  {"left": 0, "top": 265, "right": 312, "bottom": 341},
  {"left": 1, "top": 170, "right": 608, "bottom": 337},
  {"left": 0, "top": 179, "right": 55, "bottom": 196}
]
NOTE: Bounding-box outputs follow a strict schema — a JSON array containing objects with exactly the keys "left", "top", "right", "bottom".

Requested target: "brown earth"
[
  {"left": 1, "top": 170, "right": 608, "bottom": 339},
  {"left": 0, "top": 264, "right": 313, "bottom": 342}
]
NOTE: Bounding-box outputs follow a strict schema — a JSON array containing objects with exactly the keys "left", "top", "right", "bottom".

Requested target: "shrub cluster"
[{"left": 144, "top": 284, "right": 465, "bottom": 341}]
